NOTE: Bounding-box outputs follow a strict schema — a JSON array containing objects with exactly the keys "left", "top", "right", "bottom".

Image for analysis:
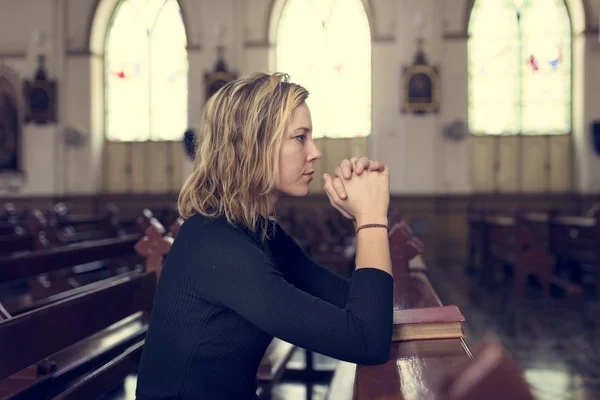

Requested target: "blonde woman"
[{"left": 136, "top": 73, "right": 393, "bottom": 400}]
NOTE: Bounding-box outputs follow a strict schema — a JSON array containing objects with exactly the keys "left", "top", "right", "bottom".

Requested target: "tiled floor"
[{"left": 428, "top": 262, "right": 600, "bottom": 400}]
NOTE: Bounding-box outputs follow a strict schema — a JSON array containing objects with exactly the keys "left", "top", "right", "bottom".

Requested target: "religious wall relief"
[
  {"left": 0, "top": 68, "right": 21, "bottom": 173},
  {"left": 401, "top": 38, "right": 440, "bottom": 115},
  {"left": 24, "top": 55, "right": 57, "bottom": 125}
]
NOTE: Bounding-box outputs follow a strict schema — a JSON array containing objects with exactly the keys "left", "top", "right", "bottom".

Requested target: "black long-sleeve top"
[{"left": 135, "top": 213, "right": 393, "bottom": 400}]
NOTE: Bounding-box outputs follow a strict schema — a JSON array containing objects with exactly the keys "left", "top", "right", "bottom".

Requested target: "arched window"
[
  {"left": 105, "top": 0, "right": 187, "bottom": 141},
  {"left": 468, "top": 0, "right": 571, "bottom": 135},
  {"left": 275, "top": 0, "right": 371, "bottom": 138}
]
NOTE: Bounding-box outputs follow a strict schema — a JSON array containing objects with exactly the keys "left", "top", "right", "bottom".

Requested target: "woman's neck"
[{"left": 266, "top": 192, "right": 280, "bottom": 217}]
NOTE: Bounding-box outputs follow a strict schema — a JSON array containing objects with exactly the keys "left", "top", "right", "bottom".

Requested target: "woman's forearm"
[{"left": 354, "top": 215, "right": 392, "bottom": 277}]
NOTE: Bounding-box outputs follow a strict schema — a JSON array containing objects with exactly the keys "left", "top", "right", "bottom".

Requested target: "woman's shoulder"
[
  {"left": 173, "top": 214, "right": 273, "bottom": 273},
  {"left": 177, "top": 213, "right": 266, "bottom": 250},
  {"left": 178, "top": 213, "right": 241, "bottom": 239}
]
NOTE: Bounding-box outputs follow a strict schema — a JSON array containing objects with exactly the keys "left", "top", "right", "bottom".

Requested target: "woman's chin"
[{"left": 282, "top": 185, "right": 311, "bottom": 198}]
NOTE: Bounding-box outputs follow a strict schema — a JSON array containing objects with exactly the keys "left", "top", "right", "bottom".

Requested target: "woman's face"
[{"left": 273, "top": 102, "right": 322, "bottom": 198}]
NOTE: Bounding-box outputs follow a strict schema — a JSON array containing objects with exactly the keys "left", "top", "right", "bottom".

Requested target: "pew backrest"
[
  {"left": 0, "top": 271, "right": 156, "bottom": 381},
  {"left": 0, "top": 234, "right": 142, "bottom": 284},
  {"left": 549, "top": 213, "right": 599, "bottom": 264},
  {"left": 439, "top": 338, "right": 534, "bottom": 400}
]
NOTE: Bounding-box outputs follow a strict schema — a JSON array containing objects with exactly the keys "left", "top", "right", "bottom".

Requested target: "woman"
[{"left": 135, "top": 73, "right": 393, "bottom": 400}]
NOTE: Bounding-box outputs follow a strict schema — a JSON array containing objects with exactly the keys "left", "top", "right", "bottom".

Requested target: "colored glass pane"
[
  {"left": 468, "top": 0, "right": 571, "bottom": 135},
  {"left": 276, "top": 0, "right": 371, "bottom": 138},
  {"left": 105, "top": 0, "right": 187, "bottom": 141}
]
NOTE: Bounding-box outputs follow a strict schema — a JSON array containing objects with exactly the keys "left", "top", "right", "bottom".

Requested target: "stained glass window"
[
  {"left": 468, "top": 0, "right": 571, "bottom": 135},
  {"left": 275, "top": 0, "right": 371, "bottom": 138},
  {"left": 105, "top": 0, "right": 187, "bottom": 141}
]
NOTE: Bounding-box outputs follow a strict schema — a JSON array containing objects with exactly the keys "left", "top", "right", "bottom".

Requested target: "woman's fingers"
[
  {"left": 353, "top": 156, "right": 370, "bottom": 175},
  {"left": 340, "top": 159, "right": 354, "bottom": 179},
  {"left": 323, "top": 173, "right": 353, "bottom": 219},
  {"left": 334, "top": 166, "right": 343, "bottom": 179},
  {"left": 367, "top": 160, "right": 385, "bottom": 172},
  {"left": 342, "top": 157, "right": 382, "bottom": 176},
  {"left": 332, "top": 176, "right": 347, "bottom": 200}
]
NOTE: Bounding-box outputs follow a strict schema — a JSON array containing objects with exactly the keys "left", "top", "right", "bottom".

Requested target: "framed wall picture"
[
  {"left": 204, "top": 46, "right": 238, "bottom": 103},
  {"left": 24, "top": 79, "right": 57, "bottom": 124},
  {"left": 400, "top": 39, "right": 440, "bottom": 115},
  {"left": 401, "top": 64, "right": 440, "bottom": 114},
  {"left": 24, "top": 55, "right": 57, "bottom": 125},
  {"left": 205, "top": 70, "right": 237, "bottom": 101},
  {"left": 0, "top": 80, "right": 20, "bottom": 172}
]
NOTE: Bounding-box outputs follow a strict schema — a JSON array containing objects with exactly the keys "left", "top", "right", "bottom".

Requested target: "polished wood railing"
[{"left": 353, "top": 255, "right": 472, "bottom": 400}]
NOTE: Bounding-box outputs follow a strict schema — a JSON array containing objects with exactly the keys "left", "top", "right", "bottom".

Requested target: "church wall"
[
  {"left": 0, "top": 0, "right": 599, "bottom": 198},
  {"left": 0, "top": 0, "right": 64, "bottom": 195}
]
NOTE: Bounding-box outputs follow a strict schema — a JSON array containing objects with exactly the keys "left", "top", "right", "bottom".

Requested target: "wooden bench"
[
  {"left": 0, "top": 233, "right": 143, "bottom": 318},
  {"left": 47, "top": 203, "right": 138, "bottom": 245},
  {"left": 469, "top": 208, "right": 598, "bottom": 299},
  {"left": 470, "top": 210, "right": 555, "bottom": 297},
  {"left": 0, "top": 205, "right": 144, "bottom": 257},
  {"left": 135, "top": 216, "right": 297, "bottom": 399},
  {"left": 0, "top": 210, "right": 52, "bottom": 256},
  {"left": 0, "top": 231, "right": 48, "bottom": 257},
  {"left": 0, "top": 270, "right": 156, "bottom": 399},
  {"left": 276, "top": 208, "right": 356, "bottom": 278},
  {"left": 0, "top": 203, "right": 26, "bottom": 236},
  {"left": 437, "top": 337, "right": 534, "bottom": 400},
  {"left": 485, "top": 213, "right": 549, "bottom": 296},
  {"left": 326, "top": 220, "right": 451, "bottom": 400},
  {"left": 467, "top": 208, "right": 486, "bottom": 271},
  {"left": 549, "top": 209, "right": 600, "bottom": 299}
]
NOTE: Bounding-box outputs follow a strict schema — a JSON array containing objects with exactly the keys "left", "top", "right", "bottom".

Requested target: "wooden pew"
[
  {"left": 0, "top": 232, "right": 47, "bottom": 256},
  {"left": 351, "top": 266, "right": 472, "bottom": 399},
  {"left": 482, "top": 213, "right": 519, "bottom": 277},
  {"left": 134, "top": 215, "right": 296, "bottom": 399},
  {"left": 0, "top": 204, "right": 142, "bottom": 257},
  {"left": 0, "top": 210, "right": 52, "bottom": 256},
  {"left": 491, "top": 213, "right": 551, "bottom": 296},
  {"left": 134, "top": 210, "right": 179, "bottom": 281},
  {"left": 0, "top": 270, "right": 156, "bottom": 399},
  {"left": 276, "top": 208, "right": 356, "bottom": 278},
  {"left": 472, "top": 210, "right": 554, "bottom": 297},
  {"left": 326, "top": 221, "right": 457, "bottom": 400},
  {"left": 0, "top": 203, "right": 26, "bottom": 236},
  {"left": 46, "top": 203, "right": 126, "bottom": 245},
  {"left": 437, "top": 337, "right": 534, "bottom": 400},
  {"left": 471, "top": 207, "right": 598, "bottom": 299},
  {"left": 389, "top": 220, "right": 426, "bottom": 274},
  {"left": 467, "top": 208, "right": 486, "bottom": 271},
  {"left": 0, "top": 233, "right": 143, "bottom": 317},
  {"left": 0, "top": 222, "right": 21, "bottom": 236},
  {"left": 549, "top": 209, "right": 600, "bottom": 299}
]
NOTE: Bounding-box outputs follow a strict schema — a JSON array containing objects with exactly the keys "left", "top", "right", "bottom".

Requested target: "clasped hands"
[{"left": 323, "top": 156, "right": 389, "bottom": 223}]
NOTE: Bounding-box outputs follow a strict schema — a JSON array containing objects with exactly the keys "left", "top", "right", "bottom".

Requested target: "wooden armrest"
[
  {"left": 49, "top": 312, "right": 148, "bottom": 378},
  {"left": 51, "top": 340, "right": 144, "bottom": 400},
  {"left": 6, "top": 312, "right": 149, "bottom": 400},
  {"left": 10, "top": 271, "right": 144, "bottom": 316}
]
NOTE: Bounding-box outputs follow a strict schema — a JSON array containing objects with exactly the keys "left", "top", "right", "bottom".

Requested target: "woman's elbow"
[{"left": 359, "top": 340, "right": 391, "bottom": 365}]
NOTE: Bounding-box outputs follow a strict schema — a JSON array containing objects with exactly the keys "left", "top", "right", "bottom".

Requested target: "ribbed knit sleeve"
[
  {"left": 268, "top": 224, "right": 350, "bottom": 309},
  {"left": 185, "top": 225, "right": 394, "bottom": 365}
]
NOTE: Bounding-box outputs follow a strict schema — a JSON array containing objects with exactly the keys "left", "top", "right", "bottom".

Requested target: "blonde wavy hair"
[{"left": 178, "top": 72, "right": 309, "bottom": 239}]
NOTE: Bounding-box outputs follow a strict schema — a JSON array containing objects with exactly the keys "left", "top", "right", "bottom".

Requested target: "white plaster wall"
[{"left": 0, "top": 0, "right": 598, "bottom": 196}]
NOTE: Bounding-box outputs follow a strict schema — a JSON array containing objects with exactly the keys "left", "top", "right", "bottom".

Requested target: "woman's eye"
[{"left": 294, "top": 134, "right": 306, "bottom": 142}]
